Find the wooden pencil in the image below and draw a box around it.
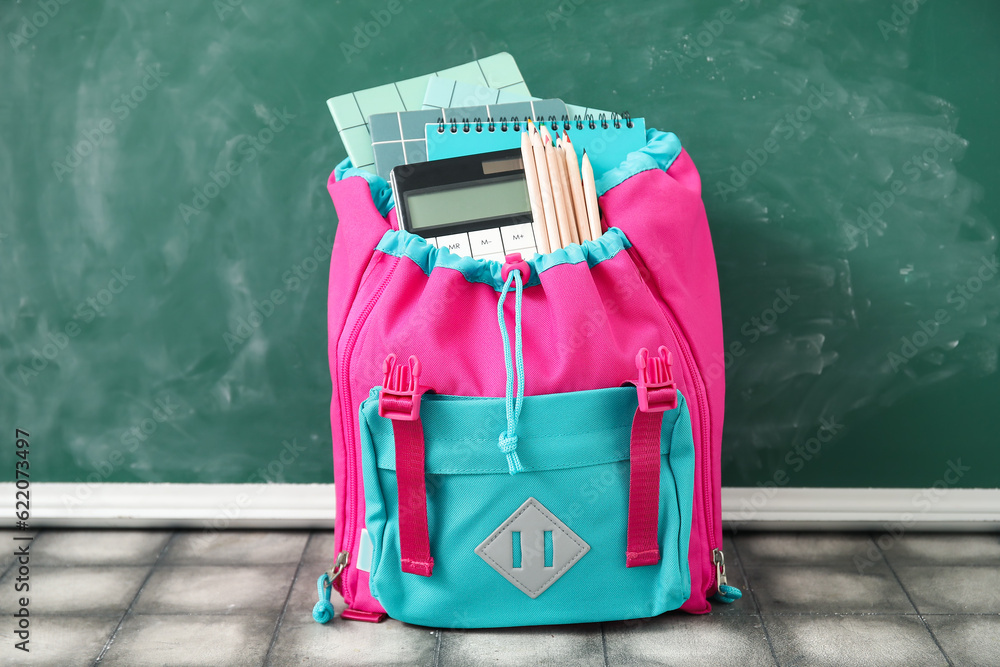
[529,122,561,253]
[520,130,549,254]
[555,143,580,245]
[562,131,591,242]
[542,125,573,248]
[581,149,602,240]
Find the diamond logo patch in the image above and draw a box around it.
[474,497,590,599]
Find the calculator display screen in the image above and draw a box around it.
[405,177,530,230]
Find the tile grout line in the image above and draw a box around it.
[91,531,177,666]
[600,622,609,667]
[432,628,442,667]
[261,531,314,666]
[729,535,781,667]
[872,531,954,667]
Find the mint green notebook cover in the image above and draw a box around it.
[327,53,527,173]
[425,118,647,178]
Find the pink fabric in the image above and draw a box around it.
[626,408,662,568]
[390,416,434,577]
[602,150,725,614]
[326,147,724,618]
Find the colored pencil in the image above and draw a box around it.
[520,130,549,254]
[562,131,591,242]
[581,150,602,240]
[529,122,561,253]
[542,125,573,248]
[555,143,580,245]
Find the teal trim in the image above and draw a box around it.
[374,226,633,291]
[358,385,696,627]
[595,129,683,196]
[334,157,395,217]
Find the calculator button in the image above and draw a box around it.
[426,237,438,248]
[478,252,507,264]
[501,223,536,251]
[438,233,471,257]
[469,228,504,258]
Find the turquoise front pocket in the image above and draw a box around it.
[358,385,695,628]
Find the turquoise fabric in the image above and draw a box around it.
[334,157,395,216]
[374,226,633,291]
[595,129,684,195]
[359,385,696,628]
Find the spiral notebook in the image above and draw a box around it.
[370,98,567,181]
[426,116,647,179]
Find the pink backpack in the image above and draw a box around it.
[317,129,739,627]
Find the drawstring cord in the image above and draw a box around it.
[497,269,525,475]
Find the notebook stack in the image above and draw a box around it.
[327,52,646,262]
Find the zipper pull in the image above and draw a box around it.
[711,548,743,605]
[327,550,350,583]
[314,551,350,624]
[713,548,728,587]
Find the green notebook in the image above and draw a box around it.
[426,117,647,179]
[422,76,533,110]
[327,53,528,173]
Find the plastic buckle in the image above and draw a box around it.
[501,252,531,284]
[378,353,428,421]
[634,346,678,413]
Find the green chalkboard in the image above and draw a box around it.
[2,0,998,488]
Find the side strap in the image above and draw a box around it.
[392,416,434,577]
[379,353,434,578]
[625,346,677,568]
[627,407,662,567]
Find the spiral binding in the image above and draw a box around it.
[435,112,633,134]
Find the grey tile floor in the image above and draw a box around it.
[0,529,997,666]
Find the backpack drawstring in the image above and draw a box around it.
[496,268,525,475]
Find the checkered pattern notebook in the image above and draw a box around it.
[370,99,567,182]
[422,77,534,110]
[327,53,528,173]
[421,78,612,121]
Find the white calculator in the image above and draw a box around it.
[391,148,539,261]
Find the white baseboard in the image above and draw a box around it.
[2,483,997,530]
[4,483,336,529]
[722,487,1000,531]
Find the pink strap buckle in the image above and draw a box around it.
[378,354,428,421]
[634,346,677,413]
[379,353,434,577]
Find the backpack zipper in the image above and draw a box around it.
[337,256,399,606]
[659,305,719,593]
